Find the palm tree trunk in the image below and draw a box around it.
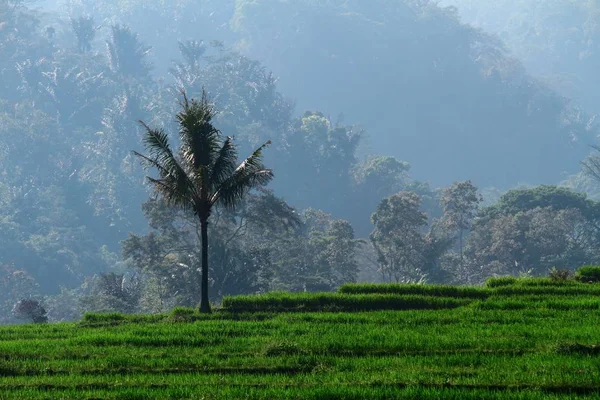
[199,218,211,313]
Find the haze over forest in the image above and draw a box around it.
[3,0,600,323]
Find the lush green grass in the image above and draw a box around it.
[2,280,600,399]
[339,283,489,298]
[220,292,471,312]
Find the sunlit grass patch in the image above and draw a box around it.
[221,292,470,312]
[1,283,600,398]
[338,283,489,298]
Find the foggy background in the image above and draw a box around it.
[2,0,600,322]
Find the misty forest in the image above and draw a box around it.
[3,0,600,398]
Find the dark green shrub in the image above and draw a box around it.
[575,266,600,283]
[170,307,196,322]
[12,299,47,324]
[548,267,573,281]
[485,276,518,288]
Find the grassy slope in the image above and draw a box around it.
[1,280,600,399]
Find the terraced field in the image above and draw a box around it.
[2,278,600,399]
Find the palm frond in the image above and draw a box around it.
[233,140,272,177]
[211,141,274,208]
[146,177,194,212]
[177,90,221,172]
[132,151,169,176]
[210,136,238,189]
[134,121,198,210]
[138,122,178,172]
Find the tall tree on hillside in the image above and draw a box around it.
[440,181,482,274]
[107,24,152,80]
[582,146,600,185]
[71,16,96,53]
[370,192,428,283]
[133,91,273,312]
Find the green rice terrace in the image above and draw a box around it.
[4,272,600,399]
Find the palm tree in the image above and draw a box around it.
[133,90,273,313]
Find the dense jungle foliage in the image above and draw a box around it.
[2,0,600,323]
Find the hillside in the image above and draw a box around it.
[2,279,600,399]
[56,0,599,187]
[441,0,600,116]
